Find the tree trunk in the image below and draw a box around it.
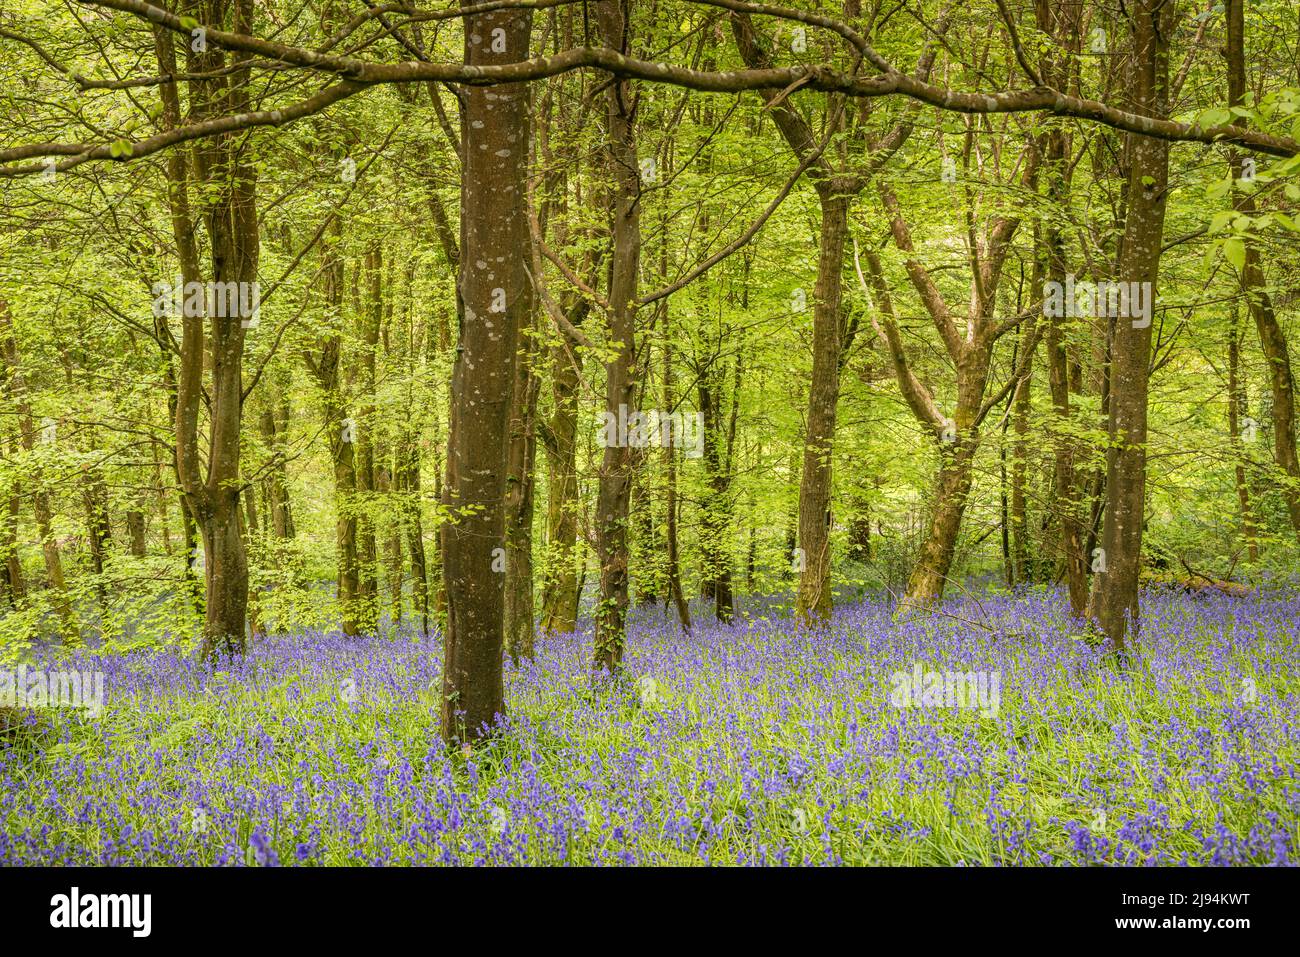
[242,485,264,640]
[796,190,848,622]
[377,459,404,629]
[1228,306,1258,559]
[440,3,533,743]
[662,332,691,633]
[126,508,147,557]
[1226,0,1300,537]
[83,462,113,606]
[904,438,977,605]
[505,342,540,662]
[592,0,640,675]
[397,433,429,635]
[1086,0,1172,654]
[1038,0,1088,614]
[1009,338,1032,584]
[698,371,734,622]
[539,336,582,635]
[355,247,382,630]
[3,441,27,605]
[154,4,257,660]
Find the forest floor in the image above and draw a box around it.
[2,587,1297,865]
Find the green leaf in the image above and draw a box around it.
[1208,211,1234,234]
[1274,213,1300,234]
[1223,236,1246,271]
[1197,107,1231,129]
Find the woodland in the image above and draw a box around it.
[0,0,1298,866]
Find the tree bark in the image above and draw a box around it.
[592,0,640,675]
[440,3,533,742]
[662,327,691,633]
[2,432,26,607]
[1085,0,1173,654]
[1228,305,1258,559]
[1009,335,1032,584]
[1037,0,1089,614]
[153,3,258,660]
[1226,0,1300,537]
[505,336,541,661]
[698,363,736,622]
[795,190,848,621]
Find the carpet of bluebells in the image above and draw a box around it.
[2,587,1298,866]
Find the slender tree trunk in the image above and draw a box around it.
[904,438,977,603]
[179,496,202,616]
[783,451,799,582]
[243,484,265,640]
[355,247,382,629]
[3,438,27,605]
[376,459,403,628]
[1228,306,1258,559]
[1086,0,1172,654]
[505,341,541,661]
[699,373,735,622]
[126,508,147,557]
[592,0,640,675]
[154,4,257,659]
[539,337,581,634]
[258,394,295,539]
[1037,0,1088,614]
[394,431,429,635]
[663,330,691,633]
[83,462,113,606]
[440,3,533,743]
[1226,0,1300,536]
[1046,216,1089,609]
[1010,339,1032,583]
[796,190,848,622]
[151,439,173,556]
